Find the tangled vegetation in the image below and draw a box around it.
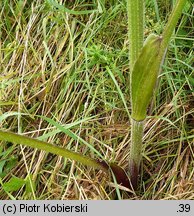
[0,0,193,199]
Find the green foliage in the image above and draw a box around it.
[0,156,18,178]
[0,174,36,196]
[1,176,25,192]
[0,144,17,178]
[46,0,98,15]
[131,34,162,121]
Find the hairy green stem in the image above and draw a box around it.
[127,0,144,189]
[127,0,186,189]
[0,130,107,172]
[127,0,144,71]
[129,119,143,189]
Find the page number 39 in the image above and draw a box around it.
[177,204,190,213]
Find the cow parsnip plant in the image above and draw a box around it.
[0,0,187,192]
[127,0,187,189]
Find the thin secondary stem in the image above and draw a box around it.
[0,130,108,172]
[160,0,187,59]
[0,130,131,189]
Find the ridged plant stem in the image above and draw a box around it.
[127,0,187,190]
[127,0,144,189]
[129,119,143,189]
[127,0,144,71]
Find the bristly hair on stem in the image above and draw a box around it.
[126,0,144,71]
[126,0,144,189]
[127,0,187,190]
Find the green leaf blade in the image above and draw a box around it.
[131,34,163,121]
[2,176,25,192]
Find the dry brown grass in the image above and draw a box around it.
[0,0,193,200]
